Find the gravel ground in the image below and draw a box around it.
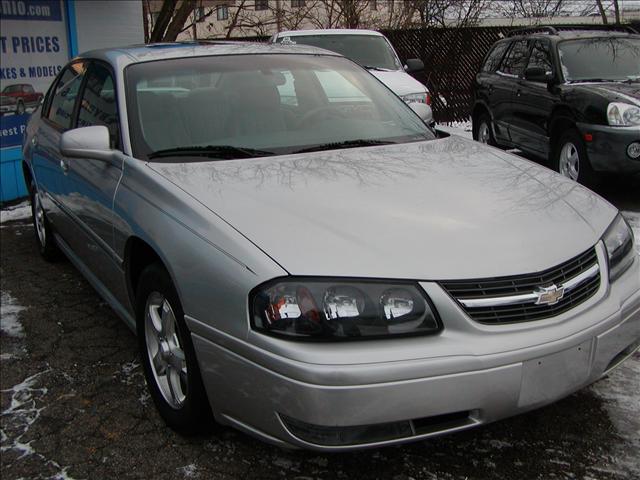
[1,173,639,480]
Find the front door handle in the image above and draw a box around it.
[60,159,68,173]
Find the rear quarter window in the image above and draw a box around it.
[482,42,509,73]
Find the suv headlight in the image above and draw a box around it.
[602,215,635,281]
[402,92,430,105]
[607,102,640,127]
[250,278,441,340]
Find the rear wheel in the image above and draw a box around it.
[474,112,497,146]
[553,129,596,186]
[136,263,213,435]
[16,101,25,115]
[30,181,60,261]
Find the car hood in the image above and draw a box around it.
[368,70,428,96]
[149,136,617,280]
[573,82,640,105]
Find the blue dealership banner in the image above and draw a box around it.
[0,0,68,148]
[0,0,62,22]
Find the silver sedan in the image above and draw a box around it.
[23,42,640,451]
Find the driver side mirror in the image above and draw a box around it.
[60,125,116,162]
[408,102,433,125]
[524,66,554,84]
[404,58,424,74]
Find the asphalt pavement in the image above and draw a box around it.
[1,172,639,480]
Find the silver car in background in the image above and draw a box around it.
[23,42,639,451]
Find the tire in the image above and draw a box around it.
[136,263,213,435]
[16,101,25,115]
[473,112,497,147]
[30,181,61,261]
[552,129,596,186]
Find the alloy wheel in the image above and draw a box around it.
[34,193,46,246]
[559,141,580,181]
[145,292,188,409]
[478,122,490,144]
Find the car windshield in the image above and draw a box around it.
[558,37,640,82]
[276,34,401,71]
[126,54,433,161]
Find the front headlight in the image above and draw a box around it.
[402,92,430,105]
[602,215,635,281]
[250,278,441,340]
[607,102,640,127]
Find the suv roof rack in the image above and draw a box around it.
[507,24,637,37]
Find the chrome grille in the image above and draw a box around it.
[441,248,601,324]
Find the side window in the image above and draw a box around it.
[77,63,120,149]
[498,40,530,77]
[46,62,87,129]
[276,71,299,106]
[527,40,553,74]
[482,42,509,73]
[314,70,370,103]
[23,85,35,93]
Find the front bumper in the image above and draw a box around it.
[188,249,640,451]
[577,123,640,174]
[0,104,16,114]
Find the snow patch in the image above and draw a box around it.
[177,463,199,478]
[1,291,26,337]
[0,201,31,223]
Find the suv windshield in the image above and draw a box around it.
[558,37,640,82]
[276,34,401,71]
[126,54,433,161]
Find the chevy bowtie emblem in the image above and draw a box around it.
[535,284,565,305]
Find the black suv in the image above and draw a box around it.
[472,26,640,185]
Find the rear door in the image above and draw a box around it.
[510,39,557,156]
[494,39,530,144]
[57,61,129,306]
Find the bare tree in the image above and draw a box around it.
[497,0,567,19]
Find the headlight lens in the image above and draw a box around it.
[402,92,430,105]
[251,279,440,340]
[602,215,635,281]
[607,102,640,126]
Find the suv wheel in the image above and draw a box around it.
[136,263,213,435]
[30,181,61,261]
[16,101,25,115]
[474,113,496,146]
[553,129,595,185]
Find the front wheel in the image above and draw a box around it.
[16,101,25,115]
[30,181,61,261]
[136,263,213,435]
[473,113,497,147]
[553,129,596,186]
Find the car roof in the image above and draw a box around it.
[506,27,638,41]
[275,29,384,37]
[77,40,342,67]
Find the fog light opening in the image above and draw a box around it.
[627,142,640,160]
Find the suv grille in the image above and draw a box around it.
[441,248,600,324]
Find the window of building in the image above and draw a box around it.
[195,6,205,22]
[255,0,268,10]
[291,0,305,7]
[217,5,229,20]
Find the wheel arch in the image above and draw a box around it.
[548,107,577,149]
[123,236,179,318]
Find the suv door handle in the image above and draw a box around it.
[59,159,69,173]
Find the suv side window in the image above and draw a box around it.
[498,40,530,77]
[46,62,87,129]
[77,63,121,149]
[482,42,509,73]
[527,40,553,74]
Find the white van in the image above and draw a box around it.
[270,29,431,106]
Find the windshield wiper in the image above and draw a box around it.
[362,65,394,72]
[148,145,275,160]
[568,78,614,84]
[291,139,397,154]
